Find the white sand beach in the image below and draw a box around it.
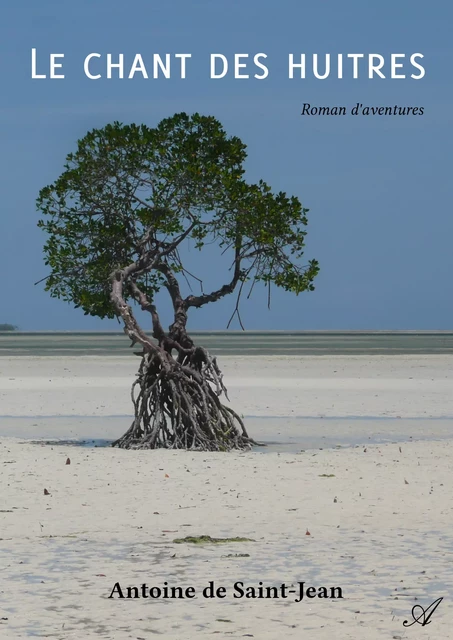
[1,354,453,419]
[1,355,453,638]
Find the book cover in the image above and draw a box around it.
[1,1,451,638]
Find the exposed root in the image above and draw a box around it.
[112,347,255,451]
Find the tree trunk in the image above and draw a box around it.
[110,264,255,451]
[111,343,254,451]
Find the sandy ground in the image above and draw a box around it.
[1,354,453,418]
[1,354,453,638]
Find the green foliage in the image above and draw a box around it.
[0,324,18,332]
[37,112,319,318]
[173,535,255,544]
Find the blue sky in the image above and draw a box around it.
[0,0,451,330]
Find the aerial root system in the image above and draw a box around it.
[112,347,255,451]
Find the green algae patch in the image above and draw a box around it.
[173,535,255,544]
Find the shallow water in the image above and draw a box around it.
[1,415,452,453]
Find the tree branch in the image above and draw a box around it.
[128,280,166,343]
[184,242,242,309]
[110,267,159,355]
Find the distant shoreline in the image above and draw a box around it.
[2,331,453,356]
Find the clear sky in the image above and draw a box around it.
[0,0,452,331]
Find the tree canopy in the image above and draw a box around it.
[37,112,319,336]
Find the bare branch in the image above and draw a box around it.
[128,280,165,343]
[226,278,246,330]
[184,242,242,310]
[110,268,158,355]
